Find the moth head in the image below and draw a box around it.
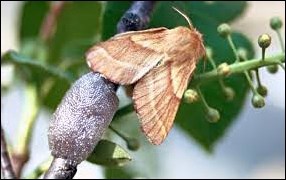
[173,7,206,59]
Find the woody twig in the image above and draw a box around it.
[1,125,16,179]
[117,1,156,33]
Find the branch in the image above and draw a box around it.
[117,1,156,33]
[43,158,77,179]
[1,126,16,179]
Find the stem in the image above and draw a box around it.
[196,86,210,111]
[40,2,67,42]
[193,53,285,85]
[276,29,285,52]
[12,84,39,177]
[113,104,134,121]
[227,35,240,63]
[218,79,227,89]
[1,126,16,179]
[25,158,52,179]
[109,124,129,142]
[207,56,217,69]
[16,84,38,154]
[255,69,262,87]
[207,53,228,90]
[262,48,266,60]
[244,71,256,93]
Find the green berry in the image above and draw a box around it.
[267,65,279,74]
[252,94,265,108]
[217,23,231,38]
[127,138,140,151]
[206,107,220,123]
[184,89,199,104]
[258,34,271,48]
[218,63,231,77]
[270,17,282,30]
[223,87,235,101]
[256,85,268,97]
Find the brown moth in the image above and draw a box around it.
[86,9,206,145]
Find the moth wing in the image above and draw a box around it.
[86,28,168,85]
[133,58,196,145]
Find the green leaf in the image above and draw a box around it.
[42,2,103,110]
[188,1,247,23]
[87,140,131,167]
[19,1,49,42]
[113,104,134,121]
[102,1,254,151]
[19,39,49,64]
[1,51,75,109]
[48,2,102,65]
[1,50,75,111]
[150,1,247,27]
[104,167,134,179]
[61,40,95,61]
[1,51,75,85]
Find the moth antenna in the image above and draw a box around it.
[172,7,194,29]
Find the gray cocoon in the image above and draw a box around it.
[48,72,118,164]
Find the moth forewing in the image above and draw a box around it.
[86,28,168,85]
